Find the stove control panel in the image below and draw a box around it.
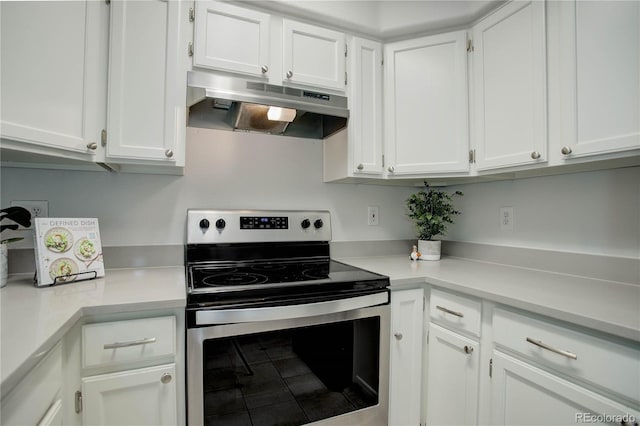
[241,216,288,230]
[187,209,331,244]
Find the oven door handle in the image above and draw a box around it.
[195,292,389,325]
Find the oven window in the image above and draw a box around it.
[202,317,380,425]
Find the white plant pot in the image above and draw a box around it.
[0,243,8,288]
[418,240,441,261]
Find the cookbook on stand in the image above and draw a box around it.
[33,218,104,287]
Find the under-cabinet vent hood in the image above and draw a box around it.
[187,71,349,139]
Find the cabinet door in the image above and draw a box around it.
[349,37,384,176]
[389,288,424,426]
[282,19,346,91]
[473,1,547,171]
[557,1,640,159]
[491,351,640,425]
[425,324,479,426]
[106,0,184,165]
[0,1,107,159]
[194,1,270,78]
[82,363,177,426]
[384,31,469,175]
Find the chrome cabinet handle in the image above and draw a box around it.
[526,337,577,360]
[530,151,541,159]
[394,332,403,340]
[261,65,269,74]
[464,345,474,354]
[436,305,464,318]
[104,337,157,350]
[356,163,364,171]
[160,373,172,384]
[561,146,573,155]
[286,70,293,79]
[86,142,98,150]
[165,149,174,158]
[387,166,395,173]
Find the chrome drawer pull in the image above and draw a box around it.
[526,337,577,360]
[104,337,157,350]
[436,305,464,318]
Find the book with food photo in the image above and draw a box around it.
[33,218,104,287]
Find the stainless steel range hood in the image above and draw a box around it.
[187,71,349,139]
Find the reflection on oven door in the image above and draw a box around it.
[201,317,380,425]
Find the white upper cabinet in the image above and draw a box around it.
[0,1,108,161]
[106,0,185,167]
[349,37,384,175]
[283,19,346,91]
[472,1,547,171]
[193,1,270,78]
[384,31,470,176]
[556,0,640,160]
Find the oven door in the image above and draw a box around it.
[187,294,389,426]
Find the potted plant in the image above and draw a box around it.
[406,182,463,260]
[1,206,32,287]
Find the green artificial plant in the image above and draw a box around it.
[1,206,32,244]
[406,182,463,241]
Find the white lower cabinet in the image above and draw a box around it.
[425,324,479,426]
[78,315,181,425]
[490,351,640,426]
[82,363,177,425]
[490,307,640,426]
[0,343,63,425]
[388,288,424,426]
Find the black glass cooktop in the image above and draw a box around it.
[189,259,385,291]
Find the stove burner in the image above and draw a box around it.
[302,266,330,280]
[202,272,269,286]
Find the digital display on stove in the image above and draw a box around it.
[240,216,288,229]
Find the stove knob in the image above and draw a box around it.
[215,219,226,230]
[199,219,210,230]
[314,219,324,229]
[301,219,311,229]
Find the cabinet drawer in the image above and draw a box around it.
[83,316,176,369]
[430,289,481,337]
[1,343,62,426]
[493,308,640,402]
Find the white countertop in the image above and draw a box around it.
[2,256,639,399]
[0,267,185,396]
[336,255,640,343]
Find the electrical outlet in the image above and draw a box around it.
[367,206,379,226]
[500,206,514,231]
[10,200,49,228]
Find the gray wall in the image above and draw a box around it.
[1,128,417,247]
[447,166,640,258]
[2,127,638,259]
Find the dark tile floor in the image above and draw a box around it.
[203,332,376,426]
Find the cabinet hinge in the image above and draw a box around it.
[381,54,384,66]
[381,155,385,167]
[101,129,107,147]
[189,7,195,22]
[75,390,83,413]
[489,358,493,378]
[188,42,194,57]
[426,331,429,345]
[467,38,474,52]
[345,43,348,58]
[469,149,476,164]
[345,71,348,85]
